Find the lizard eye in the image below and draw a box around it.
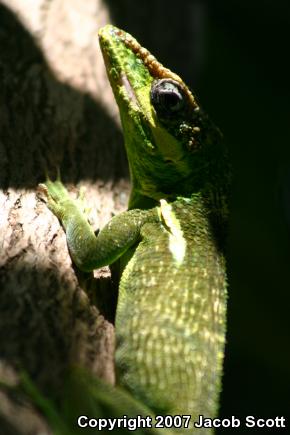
[150,79,186,117]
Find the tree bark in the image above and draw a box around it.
[0,1,129,432]
[0,1,203,432]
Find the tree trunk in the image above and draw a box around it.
[0,1,203,432]
[0,1,129,432]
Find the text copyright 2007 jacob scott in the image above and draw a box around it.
[77,414,286,430]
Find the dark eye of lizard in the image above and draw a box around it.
[150,79,186,117]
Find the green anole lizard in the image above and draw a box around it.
[40,25,230,433]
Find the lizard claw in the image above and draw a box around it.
[37,183,49,203]
[38,171,70,218]
[38,183,49,195]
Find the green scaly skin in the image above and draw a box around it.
[41,25,230,434]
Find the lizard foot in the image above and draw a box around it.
[38,179,71,219]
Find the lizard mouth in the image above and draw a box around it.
[98,25,156,118]
[120,73,141,108]
[98,26,142,109]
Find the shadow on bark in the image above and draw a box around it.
[0,5,123,432]
[0,4,126,190]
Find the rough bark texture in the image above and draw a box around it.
[0,1,201,432]
[0,1,127,432]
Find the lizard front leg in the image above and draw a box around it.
[40,179,158,272]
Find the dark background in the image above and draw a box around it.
[1,0,289,432]
[106,0,290,430]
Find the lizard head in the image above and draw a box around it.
[99,25,230,214]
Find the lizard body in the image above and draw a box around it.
[42,25,230,433]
